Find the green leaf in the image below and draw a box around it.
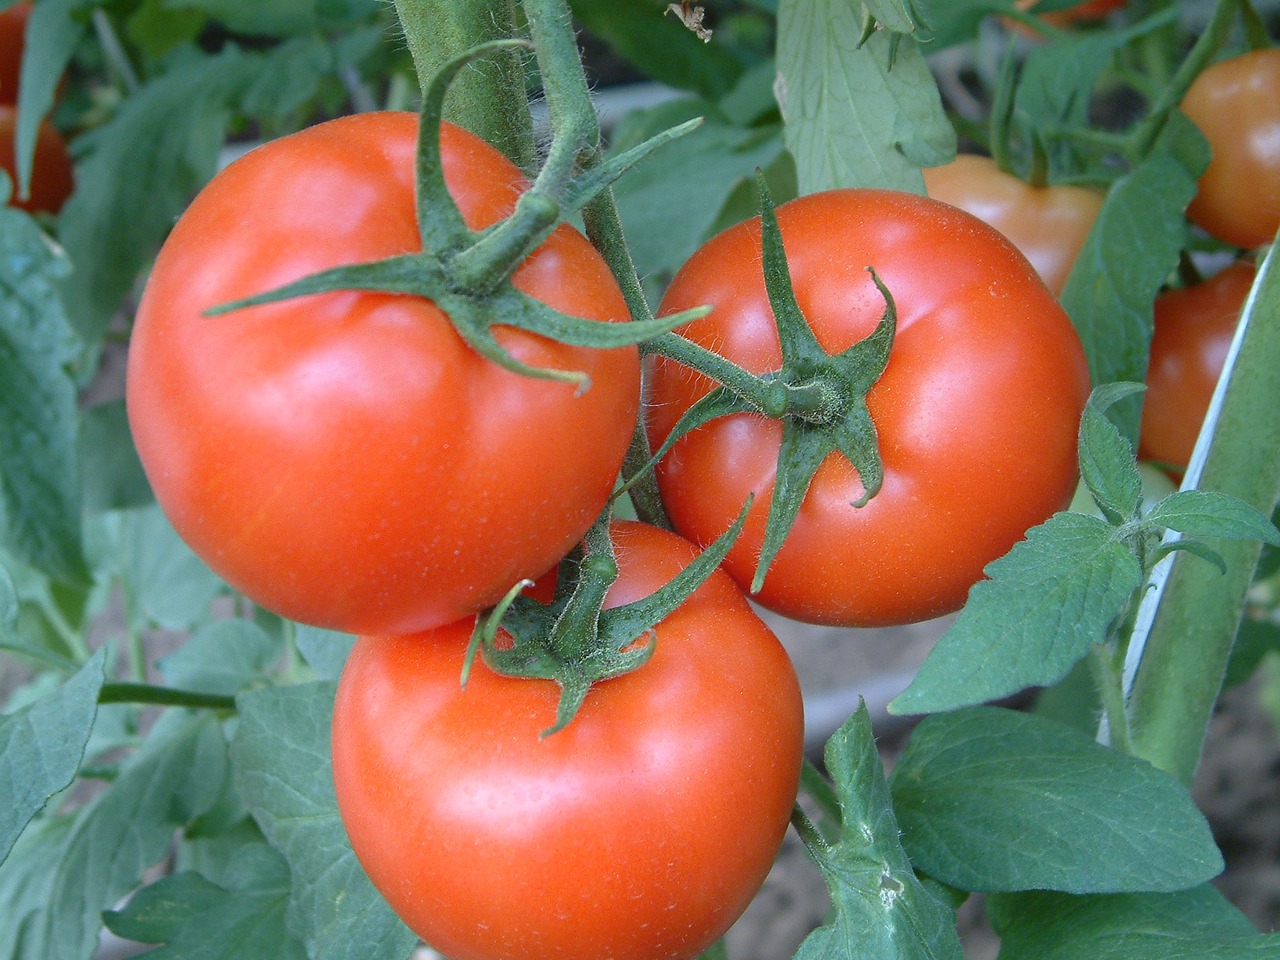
[611,99,784,285]
[1077,383,1145,524]
[890,513,1143,714]
[0,814,75,959]
[104,844,307,960]
[776,0,953,193]
[293,624,356,681]
[1060,127,1208,443]
[1225,619,1280,688]
[0,648,105,864]
[989,886,1279,960]
[795,704,964,960]
[1143,491,1280,546]
[14,0,84,200]
[165,0,322,36]
[25,711,229,960]
[0,206,86,584]
[232,683,416,960]
[925,0,1010,49]
[160,618,282,696]
[79,399,153,512]
[865,0,931,34]
[56,48,255,345]
[889,708,1224,894]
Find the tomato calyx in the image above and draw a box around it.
[206,40,704,389]
[638,177,897,593]
[465,505,748,736]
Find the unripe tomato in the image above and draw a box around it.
[923,154,1104,296]
[1139,260,1256,475]
[0,104,73,214]
[332,521,805,960]
[1182,48,1280,249]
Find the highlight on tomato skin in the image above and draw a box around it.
[1181,48,1280,250]
[1139,260,1257,478]
[648,187,1091,629]
[330,520,806,960]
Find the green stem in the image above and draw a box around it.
[99,682,238,712]
[392,0,535,170]
[1089,645,1132,754]
[1126,241,1280,785]
[1239,0,1271,51]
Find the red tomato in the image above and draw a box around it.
[331,520,805,960]
[127,113,640,634]
[1182,49,1280,249]
[923,154,1104,296]
[0,2,29,106]
[0,104,73,213]
[648,189,1091,627]
[1015,0,1126,25]
[1139,260,1255,475]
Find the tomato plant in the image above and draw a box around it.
[0,1,28,105]
[126,111,641,635]
[0,104,72,213]
[331,520,805,960]
[1139,260,1256,475]
[922,154,1104,297]
[1182,47,1280,250]
[647,188,1091,627]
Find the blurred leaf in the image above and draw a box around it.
[924,0,1009,48]
[890,512,1142,714]
[1224,619,1280,688]
[165,0,367,36]
[889,708,1223,894]
[0,648,105,864]
[293,624,355,681]
[15,0,84,200]
[125,0,208,63]
[795,703,964,960]
[232,682,416,960]
[990,886,1279,959]
[24,710,228,960]
[79,399,152,512]
[160,618,282,696]
[776,0,953,193]
[104,844,307,960]
[0,206,86,584]
[0,813,75,959]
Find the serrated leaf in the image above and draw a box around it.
[292,625,356,681]
[796,704,964,960]
[160,618,282,696]
[1061,131,1208,443]
[104,844,307,960]
[990,886,1278,960]
[1078,384,1145,524]
[0,648,105,864]
[776,0,953,193]
[890,513,1143,715]
[889,708,1223,894]
[24,710,228,960]
[1143,491,1280,546]
[0,205,86,584]
[232,683,416,960]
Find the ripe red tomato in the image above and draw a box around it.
[648,189,1091,627]
[923,154,1104,297]
[127,112,640,634]
[1139,260,1255,475]
[1015,0,1126,26]
[0,2,29,106]
[1182,49,1280,250]
[331,520,805,960]
[0,104,73,214]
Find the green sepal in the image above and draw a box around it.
[560,117,704,220]
[471,501,749,736]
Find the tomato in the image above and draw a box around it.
[127,112,640,634]
[0,2,29,106]
[1014,0,1126,26]
[648,189,1090,627]
[922,154,1104,297]
[1182,49,1280,250]
[331,520,805,960]
[1139,260,1255,475]
[0,104,73,213]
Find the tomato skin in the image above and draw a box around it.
[922,154,1103,296]
[0,2,29,106]
[127,112,640,634]
[0,104,73,213]
[1182,49,1280,250]
[1139,261,1255,475]
[331,520,805,960]
[648,189,1090,627]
